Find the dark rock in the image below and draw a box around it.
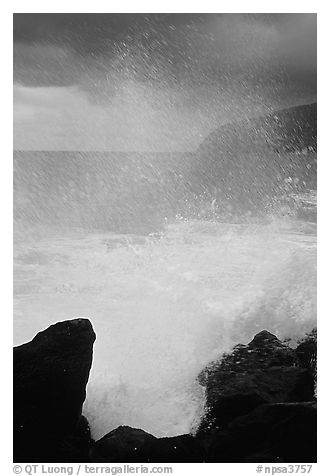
[198,330,314,430]
[14,318,96,462]
[151,434,204,462]
[267,403,317,462]
[206,402,316,462]
[206,367,314,427]
[295,328,317,381]
[52,415,93,463]
[90,427,205,463]
[249,329,286,349]
[90,426,157,463]
[199,330,295,383]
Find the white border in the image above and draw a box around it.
[3,3,328,474]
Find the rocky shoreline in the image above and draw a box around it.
[13,319,316,463]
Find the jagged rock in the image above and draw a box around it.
[204,367,314,428]
[199,330,295,383]
[90,426,157,463]
[14,318,96,462]
[198,330,314,429]
[206,402,316,462]
[13,319,317,463]
[295,328,317,381]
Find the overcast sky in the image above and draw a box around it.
[13,13,317,151]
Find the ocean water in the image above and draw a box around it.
[13,151,316,439]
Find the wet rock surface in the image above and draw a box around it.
[90,426,158,463]
[198,330,315,429]
[205,402,316,462]
[13,324,316,462]
[14,318,96,462]
[90,428,205,463]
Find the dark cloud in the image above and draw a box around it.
[13,13,205,60]
[13,14,316,151]
[14,13,316,91]
[13,14,202,42]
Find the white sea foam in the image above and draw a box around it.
[14,217,316,439]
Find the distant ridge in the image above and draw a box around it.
[14,103,317,232]
[197,102,316,155]
[190,102,317,215]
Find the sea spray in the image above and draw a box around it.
[14,217,316,439]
